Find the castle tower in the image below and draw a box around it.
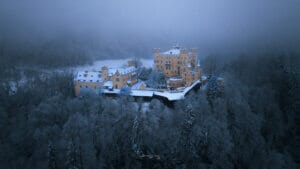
[101,66,108,81]
[154,48,161,70]
[153,45,202,88]
[154,48,160,56]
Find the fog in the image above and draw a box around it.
[0,1,300,169]
[1,0,300,56]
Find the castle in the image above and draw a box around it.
[74,46,202,96]
[154,46,201,89]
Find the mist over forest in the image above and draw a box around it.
[0,0,299,169]
[1,0,300,66]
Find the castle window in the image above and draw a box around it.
[165,65,169,70]
[116,78,119,82]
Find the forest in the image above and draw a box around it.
[0,50,299,169]
[1,0,300,168]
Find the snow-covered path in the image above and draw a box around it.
[101,80,201,101]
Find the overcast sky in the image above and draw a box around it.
[1,0,300,55]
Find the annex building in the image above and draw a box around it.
[101,65,137,89]
[74,71,102,96]
[74,61,138,96]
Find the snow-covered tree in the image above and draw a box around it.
[66,141,80,169]
[47,142,58,169]
[138,67,152,81]
[206,75,224,105]
[146,70,166,89]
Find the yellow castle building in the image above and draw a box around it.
[74,47,201,96]
[101,65,137,89]
[154,46,201,89]
[74,61,138,96]
[74,71,102,96]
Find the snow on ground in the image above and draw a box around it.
[139,58,153,68]
[73,58,153,72]
[154,91,185,101]
[100,80,200,101]
[131,90,154,97]
[101,88,154,97]
[153,80,200,101]
[101,89,121,94]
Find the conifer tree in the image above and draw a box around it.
[47,142,58,169]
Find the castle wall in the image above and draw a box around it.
[74,81,100,96]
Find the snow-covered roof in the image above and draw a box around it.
[103,81,113,87]
[162,48,180,55]
[131,81,146,90]
[75,71,102,83]
[168,77,183,81]
[107,66,136,76]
